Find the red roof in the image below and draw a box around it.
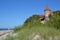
[39,14,44,18]
[45,6,50,11]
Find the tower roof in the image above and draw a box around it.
[45,6,50,11]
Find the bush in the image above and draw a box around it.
[14,25,22,32]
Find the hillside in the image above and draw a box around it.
[6,11,60,40]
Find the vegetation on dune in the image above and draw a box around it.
[14,25,22,32]
[23,15,41,28]
[6,11,60,40]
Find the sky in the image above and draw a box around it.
[0,0,60,28]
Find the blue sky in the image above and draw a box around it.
[0,0,60,28]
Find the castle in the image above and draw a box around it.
[39,6,54,24]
